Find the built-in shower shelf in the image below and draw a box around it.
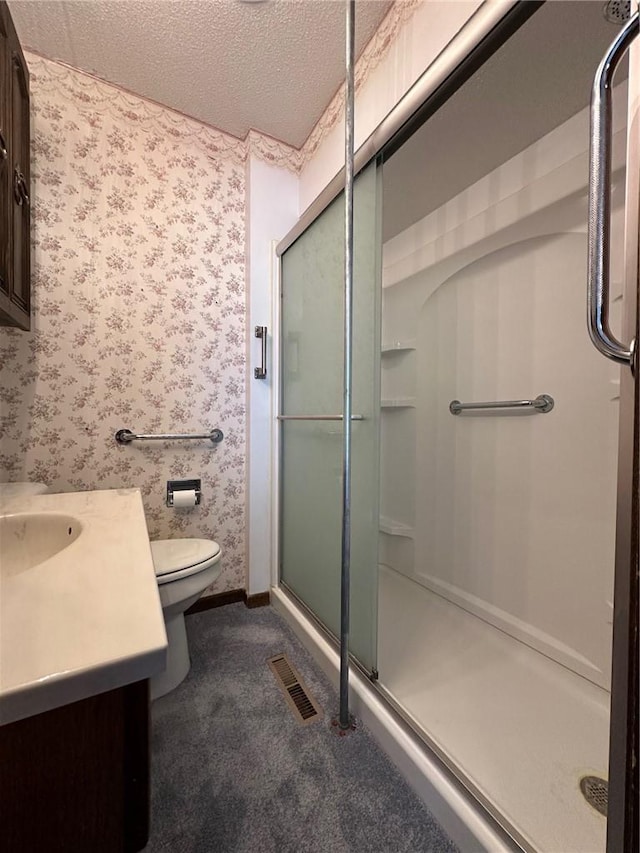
[381,340,416,354]
[379,517,414,537]
[381,398,416,409]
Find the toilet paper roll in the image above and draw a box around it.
[172,489,197,508]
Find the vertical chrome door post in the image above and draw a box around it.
[339,0,356,731]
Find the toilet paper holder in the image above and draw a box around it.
[167,479,202,507]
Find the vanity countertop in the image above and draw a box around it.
[0,488,167,725]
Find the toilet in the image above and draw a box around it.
[150,538,222,700]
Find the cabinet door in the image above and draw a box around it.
[9,42,29,321]
[0,7,10,300]
[0,0,30,330]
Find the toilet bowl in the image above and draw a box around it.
[150,538,222,700]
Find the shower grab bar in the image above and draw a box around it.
[277,415,364,421]
[587,10,638,366]
[115,428,224,444]
[449,395,554,415]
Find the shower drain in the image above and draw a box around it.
[580,775,608,817]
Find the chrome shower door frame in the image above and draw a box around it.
[603,8,640,850]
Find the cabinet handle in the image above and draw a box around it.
[13,168,22,204]
[0,130,7,161]
[20,176,30,206]
[13,168,29,206]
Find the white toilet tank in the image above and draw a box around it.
[0,482,49,498]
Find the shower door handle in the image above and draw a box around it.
[277,415,364,421]
[254,325,267,379]
[587,11,639,367]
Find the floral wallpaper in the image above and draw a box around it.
[0,55,269,594]
[0,2,422,594]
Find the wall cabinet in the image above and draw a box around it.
[0,0,30,331]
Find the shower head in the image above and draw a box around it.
[603,0,632,25]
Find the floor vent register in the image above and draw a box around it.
[268,653,323,726]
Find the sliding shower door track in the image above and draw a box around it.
[372,681,533,853]
[276,582,532,853]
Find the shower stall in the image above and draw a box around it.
[273,3,639,851]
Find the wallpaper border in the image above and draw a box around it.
[25,51,300,173]
[25,0,422,177]
[297,0,423,170]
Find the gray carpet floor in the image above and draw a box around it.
[145,603,459,853]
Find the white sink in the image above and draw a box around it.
[0,489,167,725]
[0,513,82,575]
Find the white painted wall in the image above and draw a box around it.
[246,157,298,595]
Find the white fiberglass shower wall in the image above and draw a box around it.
[379,83,627,689]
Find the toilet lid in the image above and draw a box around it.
[150,538,221,578]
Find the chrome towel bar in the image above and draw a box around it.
[277,415,364,421]
[449,395,554,415]
[115,428,224,444]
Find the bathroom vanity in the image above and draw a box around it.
[0,488,167,852]
[1,679,151,852]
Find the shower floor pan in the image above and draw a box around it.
[377,565,609,853]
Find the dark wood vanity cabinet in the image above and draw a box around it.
[0,680,151,853]
[0,0,30,331]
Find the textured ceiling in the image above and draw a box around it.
[8,0,392,148]
[383,0,627,240]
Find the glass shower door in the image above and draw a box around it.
[279,161,381,673]
[374,3,638,851]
